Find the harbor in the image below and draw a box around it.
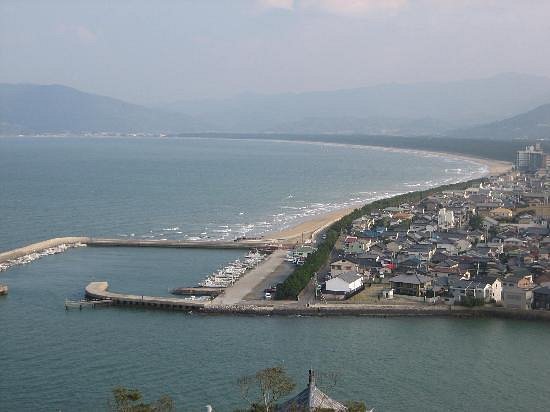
[0,236,281,274]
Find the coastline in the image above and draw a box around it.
[262,143,511,244]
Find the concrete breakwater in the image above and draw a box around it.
[85,281,207,310]
[0,236,278,272]
[0,237,90,272]
[0,237,90,265]
[86,238,274,249]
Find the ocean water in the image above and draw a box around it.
[0,137,486,251]
[3,137,549,412]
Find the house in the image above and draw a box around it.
[351,216,374,232]
[482,216,499,229]
[343,238,371,255]
[381,288,394,299]
[404,243,436,262]
[449,279,492,303]
[325,273,363,295]
[476,202,503,217]
[389,273,432,296]
[489,207,513,220]
[502,274,534,289]
[502,287,533,310]
[533,287,550,310]
[518,214,535,224]
[503,238,526,249]
[292,245,317,260]
[438,208,455,230]
[330,259,359,278]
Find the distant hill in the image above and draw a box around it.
[451,103,550,140]
[160,73,550,135]
[4,74,550,136]
[0,84,199,134]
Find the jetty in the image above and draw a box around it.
[0,236,281,273]
[85,281,207,310]
[86,238,275,249]
[0,237,89,265]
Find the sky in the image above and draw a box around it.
[1,0,550,105]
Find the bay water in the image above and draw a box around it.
[1,137,549,411]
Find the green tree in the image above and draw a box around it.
[469,214,483,230]
[109,386,174,412]
[239,366,296,412]
[344,400,369,412]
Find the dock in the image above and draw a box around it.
[171,287,225,297]
[85,281,207,310]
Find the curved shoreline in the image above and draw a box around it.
[176,135,511,242]
[0,136,511,255]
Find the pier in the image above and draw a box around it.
[85,281,207,310]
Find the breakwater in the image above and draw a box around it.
[0,237,90,265]
[0,236,277,273]
[85,281,207,310]
[86,238,274,249]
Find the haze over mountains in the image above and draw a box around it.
[0,84,200,134]
[1,73,550,139]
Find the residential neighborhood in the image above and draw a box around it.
[289,151,550,312]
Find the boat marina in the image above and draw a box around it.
[196,249,267,289]
[0,242,86,272]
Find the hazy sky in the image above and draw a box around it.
[1,0,550,104]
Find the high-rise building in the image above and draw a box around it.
[516,144,545,172]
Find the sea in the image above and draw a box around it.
[1,136,549,411]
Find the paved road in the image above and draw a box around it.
[212,250,288,305]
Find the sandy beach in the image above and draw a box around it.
[264,152,512,244]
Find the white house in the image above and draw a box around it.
[325,273,363,295]
[438,208,455,231]
[491,278,503,303]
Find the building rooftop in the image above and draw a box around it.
[277,370,350,412]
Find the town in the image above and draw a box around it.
[292,144,550,312]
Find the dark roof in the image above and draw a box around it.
[277,371,348,412]
[389,273,431,284]
[338,273,362,284]
[534,287,550,296]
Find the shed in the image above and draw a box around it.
[325,273,363,294]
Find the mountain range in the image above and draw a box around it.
[1,73,550,139]
[0,83,199,134]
